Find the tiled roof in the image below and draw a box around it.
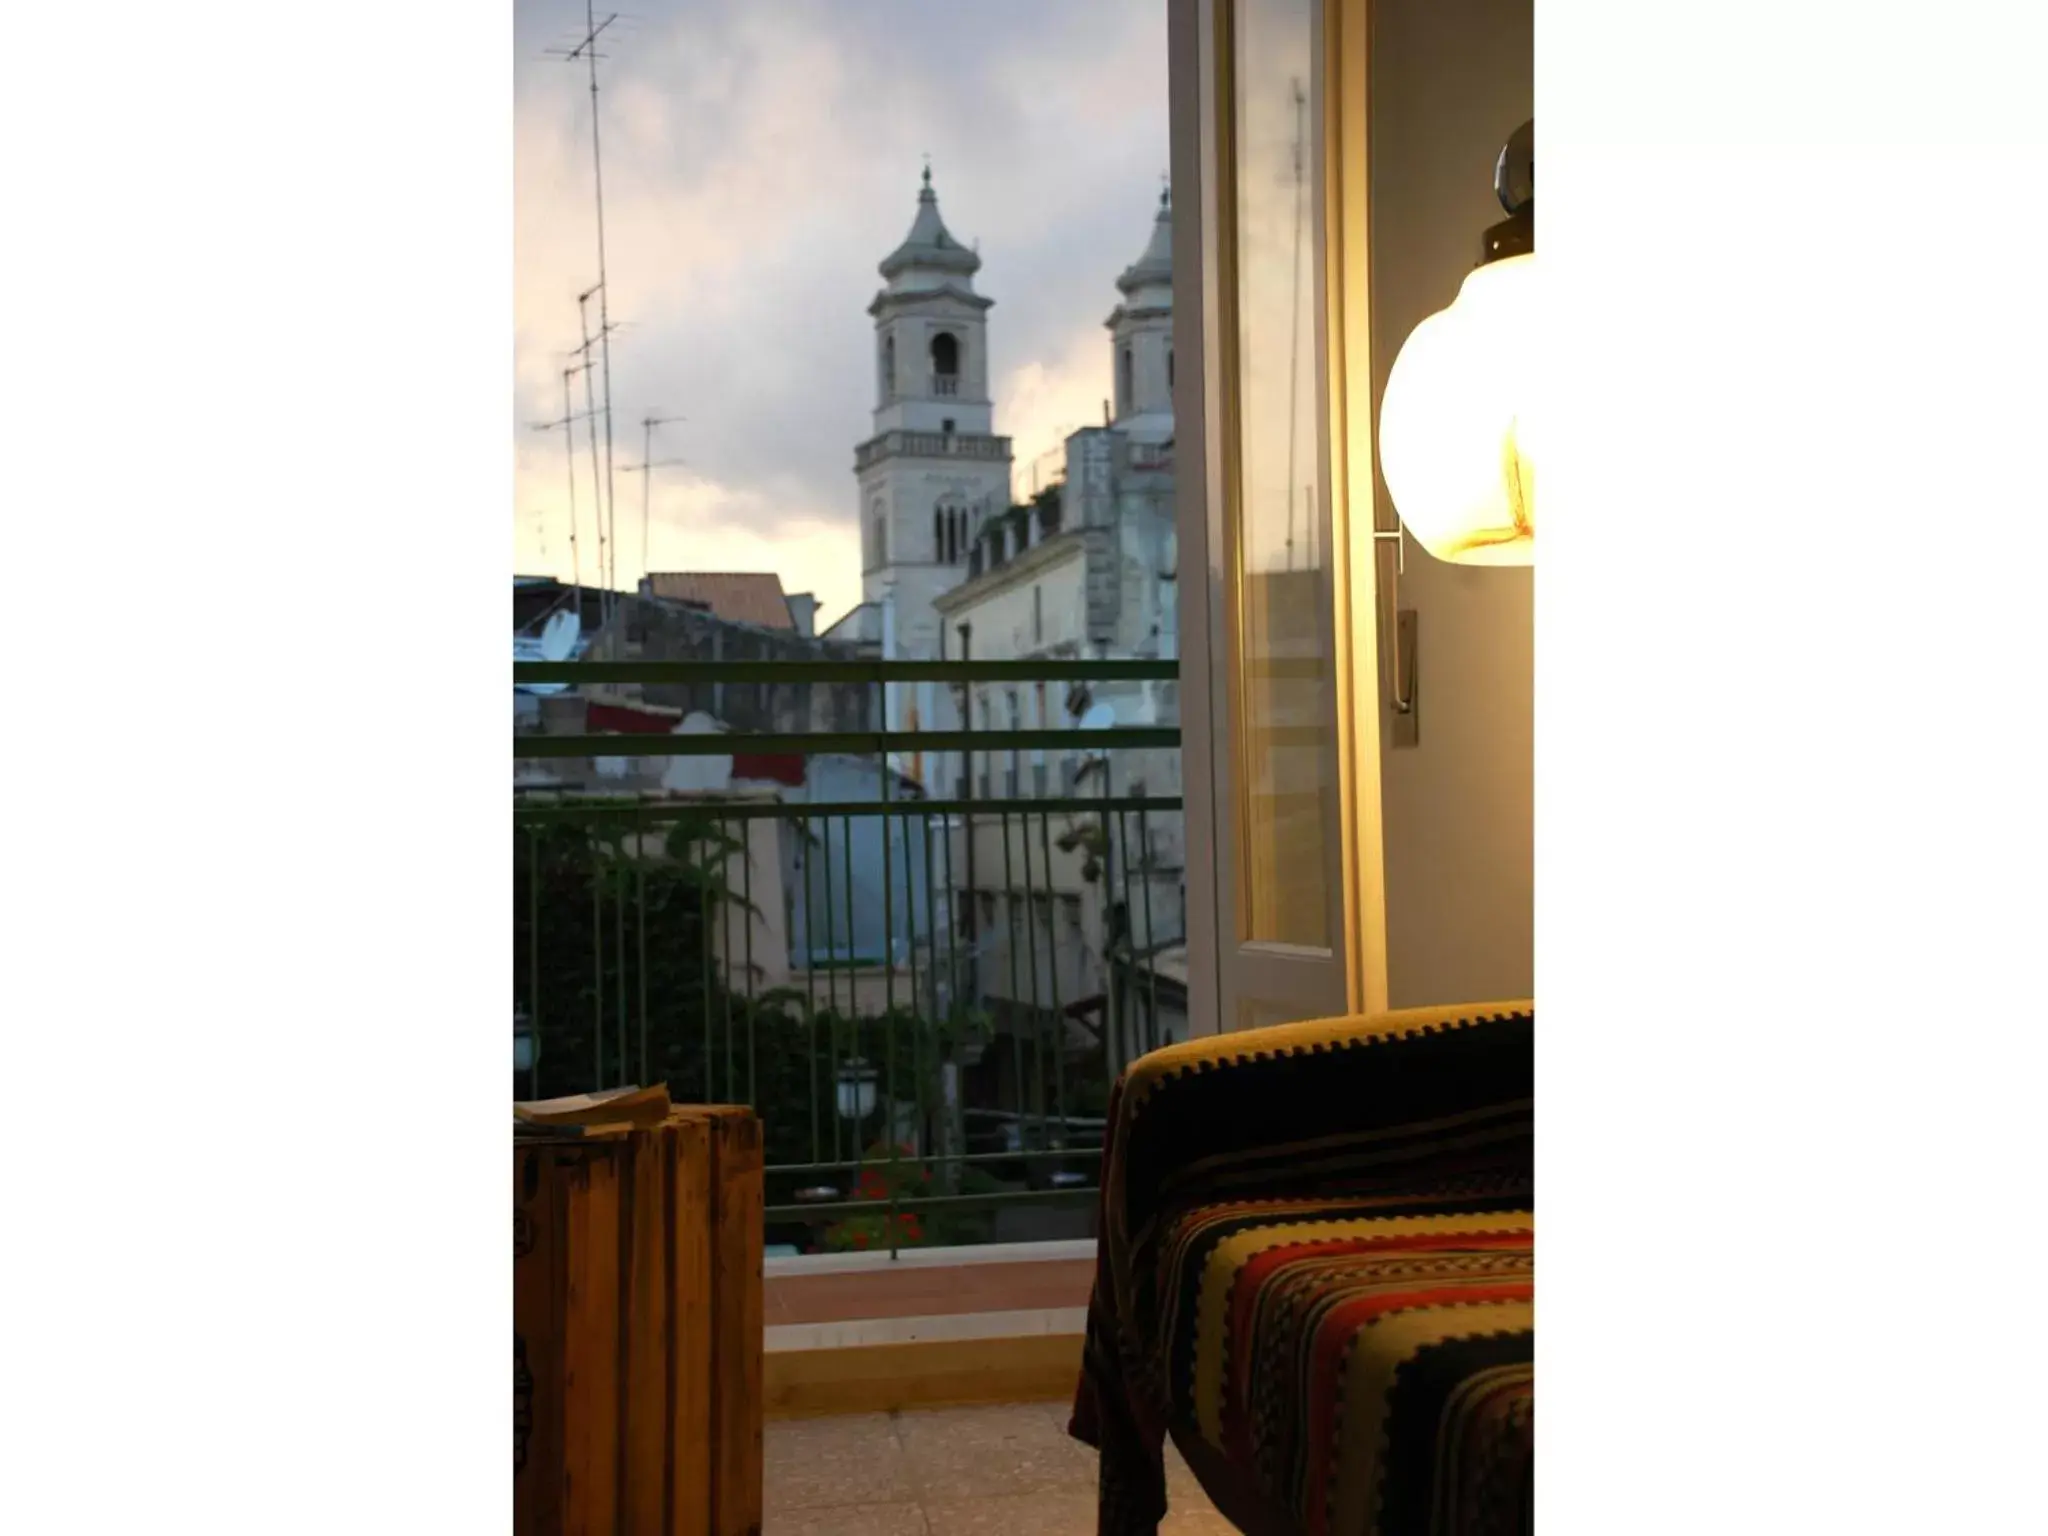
[643,571,794,631]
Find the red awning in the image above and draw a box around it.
[732,754,806,787]
[586,701,684,736]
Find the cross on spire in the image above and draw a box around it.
[922,153,933,191]
[1160,170,1171,209]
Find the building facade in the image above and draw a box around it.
[898,188,1189,1054]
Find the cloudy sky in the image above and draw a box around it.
[514,0,1170,626]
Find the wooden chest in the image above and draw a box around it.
[514,1105,763,1536]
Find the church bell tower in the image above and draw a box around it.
[854,167,1014,660]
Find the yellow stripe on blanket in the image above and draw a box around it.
[1330,1300,1535,1536]
[1187,1210,1534,1450]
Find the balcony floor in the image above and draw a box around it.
[765,1400,1231,1535]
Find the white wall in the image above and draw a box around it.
[945,543,1088,661]
[1365,0,1534,1008]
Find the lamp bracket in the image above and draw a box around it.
[1482,119,1534,265]
[1370,525,1406,576]
[1370,526,1415,724]
[1494,120,1533,216]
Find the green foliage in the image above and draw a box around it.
[514,811,999,1226]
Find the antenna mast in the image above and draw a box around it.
[573,291,611,627]
[554,5,624,654]
[529,360,601,596]
[1284,76,1306,574]
[622,412,687,583]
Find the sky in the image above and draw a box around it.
[514,0,1170,628]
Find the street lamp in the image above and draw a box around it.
[835,1058,879,1122]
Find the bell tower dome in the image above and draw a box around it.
[1106,183,1176,444]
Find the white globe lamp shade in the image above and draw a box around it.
[1378,251,1535,566]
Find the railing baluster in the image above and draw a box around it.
[802,814,821,1169]
[614,825,628,1090]
[592,820,605,1090]
[1018,795,1048,1154]
[1113,806,1138,1061]
[742,812,757,1109]
[527,824,542,1101]
[721,813,736,1103]
[820,808,840,1173]
[997,805,1025,1148]
[700,815,714,1107]
[937,798,963,1196]
[1099,756,1120,1081]
[1137,799,1160,1054]
[1036,808,1065,1140]
[841,812,861,1193]
[898,801,924,1192]
[637,837,649,1087]
[881,765,898,1258]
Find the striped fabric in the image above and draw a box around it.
[1069,1004,1534,1536]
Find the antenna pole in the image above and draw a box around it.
[575,294,608,637]
[622,417,687,586]
[577,2,622,657]
[528,368,588,595]
[630,413,686,581]
[1284,75,1306,575]
[562,369,582,594]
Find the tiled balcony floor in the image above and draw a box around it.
[764,1400,1233,1535]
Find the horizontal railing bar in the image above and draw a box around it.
[514,727,1182,759]
[770,1147,1103,1176]
[960,1109,1110,1128]
[765,1187,1099,1220]
[512,794,1184,822]
[514,658,1179,685]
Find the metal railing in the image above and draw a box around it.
[513,657,1182,1256]
[855,430,1011,471]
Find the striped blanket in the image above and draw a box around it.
[1069,1003,1534,1536]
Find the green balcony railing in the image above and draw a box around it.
[513,657,1183,1256]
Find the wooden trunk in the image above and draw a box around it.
[515,1107,762,1536]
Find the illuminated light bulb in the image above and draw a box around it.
[1378,250,1535,566]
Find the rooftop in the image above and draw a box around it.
[643,571,796,631]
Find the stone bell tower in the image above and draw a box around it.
[855,165,1014,660]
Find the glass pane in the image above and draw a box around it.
[1231,0,1334,949]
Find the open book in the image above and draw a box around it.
[514,1083,673,1136]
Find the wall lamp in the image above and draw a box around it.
[1370,119,1534,722]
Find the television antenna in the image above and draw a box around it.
[529,359,599,594]
[550,4,626,655]
[621,412,687,582]
[1285,75,1306,573]
[571,287,624,635]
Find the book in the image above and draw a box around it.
[514,1083,673,1130]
